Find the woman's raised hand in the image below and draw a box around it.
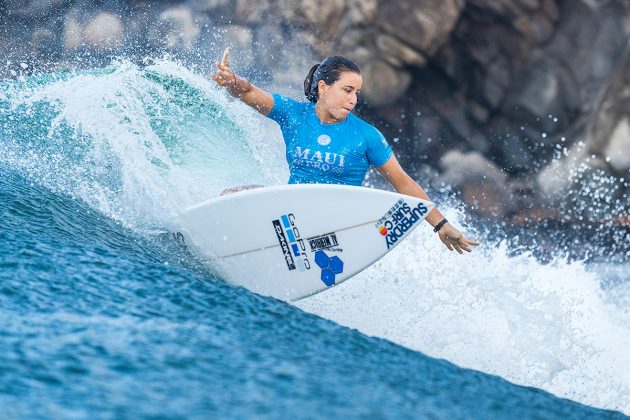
[208,47,273,114]
[211,47,236,88]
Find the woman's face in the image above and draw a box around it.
[318,71,362,121]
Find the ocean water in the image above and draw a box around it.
[0,59,628,418]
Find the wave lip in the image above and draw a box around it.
[0,59,286,231]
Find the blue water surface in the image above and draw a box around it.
[0,166,625,418]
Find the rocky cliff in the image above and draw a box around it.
[1,0,628,224]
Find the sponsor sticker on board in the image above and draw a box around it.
[375,199,429,249]
[307,232,342,253]
[272,213,311,271]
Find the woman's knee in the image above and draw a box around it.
[220,184,264,196]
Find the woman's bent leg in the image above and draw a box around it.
[220,184,264,196]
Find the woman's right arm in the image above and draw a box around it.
[211,48,274,116]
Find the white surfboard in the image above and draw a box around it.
[171,184,434,301]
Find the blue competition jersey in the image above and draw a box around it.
[267,94,393,186]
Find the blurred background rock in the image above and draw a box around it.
[1,0,628,226]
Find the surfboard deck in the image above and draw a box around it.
[171,184,434,301]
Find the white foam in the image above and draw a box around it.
[297,208,630,414]
[2,59,288,229]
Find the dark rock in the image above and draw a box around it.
[3,0,70,18]
[560,158,625,223]
[185,0,232,14]
[438,150,515,218]
[467,100,490,124]
[377,0,464,56]
[375,34,427,68]
[541,0,559,22]
[361,60,412,107]
[346,0,378,24]
[586,43,630,175]
[61,6,127,55]
[482,57,512,109]
[252,24,286,69]
[30,28,56,55]
[62,13,83,53]
[536,140,584,202]
[486,120,537,171]
[504,59,568,133]
[602,118,630,174]
[508,174,540,209]
[513,11,555,44]
[83,12,124,51]
[411,163,441,190]
[219,25,255,69]
[278,0,346,41]
[234,0,271,25]
[147,6,201,51]
[251,25,316,90]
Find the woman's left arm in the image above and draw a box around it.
[376,155,480,254]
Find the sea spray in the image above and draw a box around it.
[298,208,630,414]
[0,59,288,230]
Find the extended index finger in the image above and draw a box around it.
[465,238,481,246]
[221,47,230,67]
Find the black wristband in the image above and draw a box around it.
[433,218,448,233]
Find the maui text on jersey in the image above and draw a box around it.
[293,147,346,173]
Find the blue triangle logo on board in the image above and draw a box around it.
[314,250,344,286]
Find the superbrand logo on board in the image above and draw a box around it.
[375,199,428,249]
[272,213,311,271]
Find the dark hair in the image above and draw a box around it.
[303,56,361,103]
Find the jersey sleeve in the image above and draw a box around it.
[366,127,393,167]
[267,93,302,129]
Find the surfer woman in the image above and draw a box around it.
[212,48,479,254]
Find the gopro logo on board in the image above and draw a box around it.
[272,219,296,270]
